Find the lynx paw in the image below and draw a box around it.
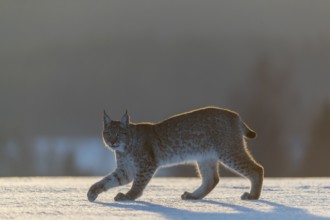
[87,191,98,202]
[181,192,199,200]
[241,192,259,200]
[114,193,132,201]
[87,182,104,202]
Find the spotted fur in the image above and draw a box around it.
[87,106,264,202]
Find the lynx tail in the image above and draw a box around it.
[241,121,257,139]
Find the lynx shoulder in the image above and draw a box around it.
[87,106,264,202]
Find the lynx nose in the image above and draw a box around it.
[110,137,119,146]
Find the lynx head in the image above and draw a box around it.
[102,110,130,152]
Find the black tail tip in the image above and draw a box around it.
[246,130,257,139]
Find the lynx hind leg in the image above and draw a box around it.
[221,146,264,200]
[181,160,220,200]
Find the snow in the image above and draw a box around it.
[1,177,330,220]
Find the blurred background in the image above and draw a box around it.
[1,0,330,177]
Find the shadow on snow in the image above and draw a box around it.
[95,199,329,220]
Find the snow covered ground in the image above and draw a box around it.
[1,177,329,220]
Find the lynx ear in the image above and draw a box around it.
[120,110,130,129]
[103,110,112,128]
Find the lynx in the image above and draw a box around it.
[87,107,264,202]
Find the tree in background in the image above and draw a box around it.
[300,102,330,176]
[230,56,294,176]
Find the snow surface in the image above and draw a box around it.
[1,177,330,220]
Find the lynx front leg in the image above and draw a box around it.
[87,168,132,202]
[114,163,156,201]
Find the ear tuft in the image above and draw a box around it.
[103,110,111,128]
[120,110,130,129]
